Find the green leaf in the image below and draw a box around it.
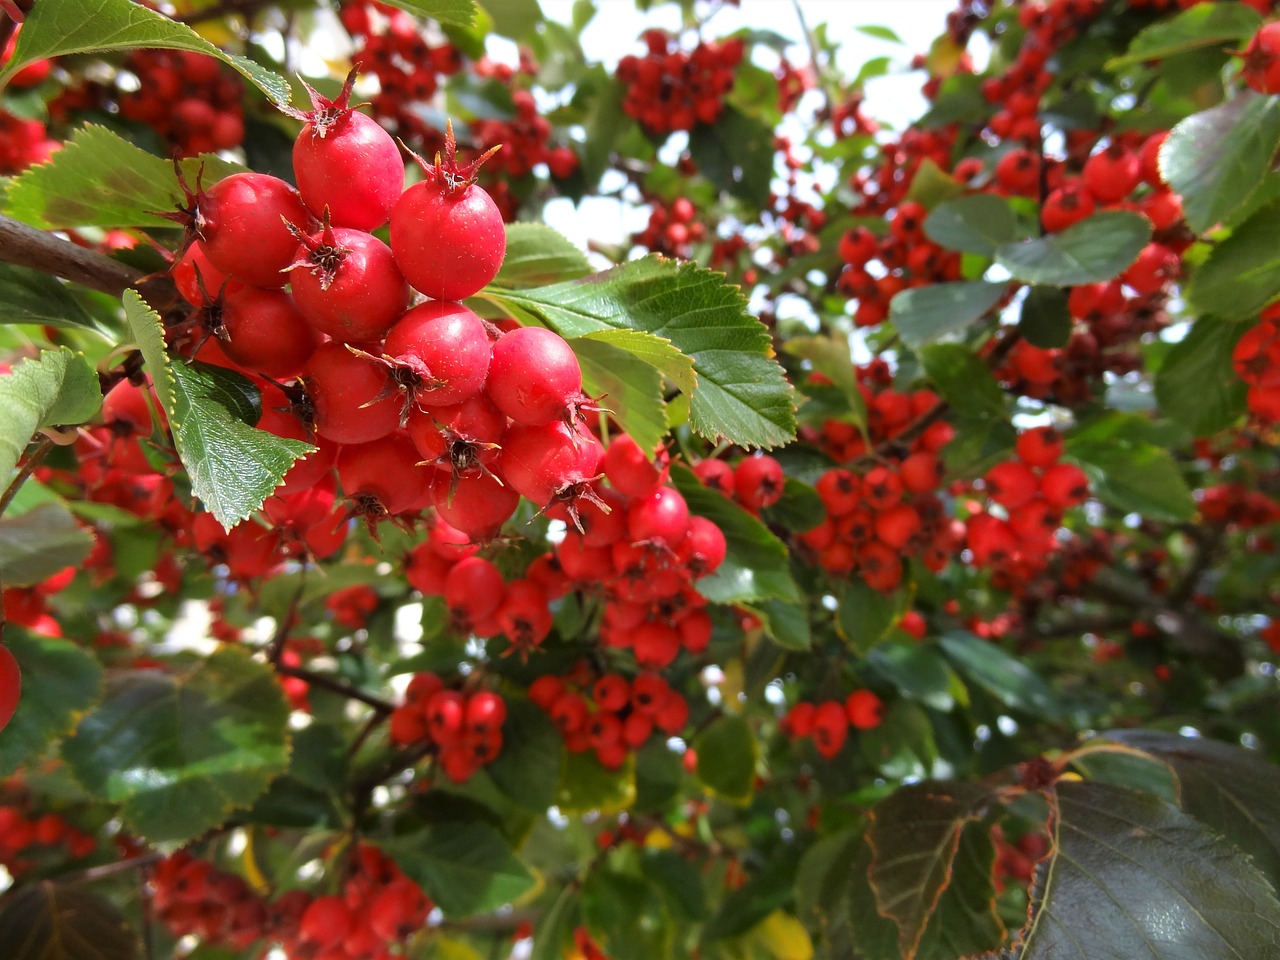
[0,263,100,330]
[378,0,479,27]
[785,334,868,435]
[1069,440,1195,522]
[479,0,540,37]
[486,257,795,449]
[1103,729,1280,886]
[0,0,289,105]
[920,342,1006,420]
[582,869,673,960]
[0,630,104,778]
[866,782,991,958]
[486,699,564,814]
[494,223,592,288]
[750,598,812,651]
[938,631,1061,720]
[642,849,708,921]
[1186,199,1280,320]
[530,887,577,960]
[1154,317,1250,436]
[924,195,1019,256]
[836,579,909,653]
[556,750,636,815]
[1161,92,1280,235]
[573,338,667,453]
[1010,780,1280,959]
[693,715,757,805]
[5,124,242,230]
[868,643,956,711]
[386,823,536,918]
[121,290,176,413]
[0,882,142,960]
[916,821,1006,959]
[995,211,1151,286]
[0,502,94,587]
[1107,2,1261,68]
[671,464,800,604]
[856,24,903,43]
[687,105,776,208]
[905,158,966,209]
[61,646,291,844]
[890,281,1008,350]
[760,477,825,533]
[1018,285,1073,349]
[702,848,801,942]
[0,347,101,487]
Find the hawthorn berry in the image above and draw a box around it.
[0,645,19,733]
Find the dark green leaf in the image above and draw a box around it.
[861,700,939,782]
[890,281,1008,350]
[573,338,667,453]
[1161,92,1280,234]
[0,502,94,587]
[1069,441,1195,522]
[1070,742,1180,804]
[494,223,592,288]
[760,477,825,533]
[1107,2,1261,68]
[642,849,708,921]
[938,631,1061,720]
[920,342,1007,419]
[837,579,909,653]
[485,257,795,449]
[582,869,672,960]
[995,211,1151,286]
[386,822,536,917]
[702,848,801,942]
[672,464,800,604]
[0,347,101,487]
[61,646,291,844]
[916,820,1006,958]
[5,125,241,231]
[693,715,757,805]
[634,739,683,810]
[751,598,812,651]
[1154,317,1250,435]
[486,699,564,814]
[1019,285,1073,349]
[924,195,1019,256]
[0,0,289,104]
[687,105,775,207]
[868,643,956,711]
[379,0,479,27]
[0,882,141,960]
[1008,780,1280,959]
[1186,199,1280,320]
[0,630,103,778]
[530,887,577,960]
[0,263,100,330]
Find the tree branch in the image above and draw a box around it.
[274,663,395,715]
[0,214,147,297]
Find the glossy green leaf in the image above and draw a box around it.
[693,715,757,805]
[1160,92,1280,234]
[924,194,1019,256]
[995,211,1150,286]
[1108,2,1261,68]
[0,0,289,104]
[494,223,592,288]
[671,464,800,604]
[378,0,479,27]
[486,699,564,814]
[1186,199,1280,320]
[837,579,909,653]
[1019,285,1073,349]
[486,257,796,449]
[890,281,1008,350]
[0,502,94,587]
[0,263,99,330]
[0,347,101,488]
[0,882,142,960]
[868,643,956,711]
[5,124,242,230]
[920,342,1006,419]
[582,869,673,960]
[573,337,667,453]
[0,630,103,778]
[61,646,291,844]
[1069,440,1195,522]
[688,105,776,207]
[386,823,536,917]
[938,631,1061,720]
[1154,317,1250,435]
[1007,780,1280,959]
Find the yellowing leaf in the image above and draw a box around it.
[751,910,814,960]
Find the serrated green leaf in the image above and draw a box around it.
[377,0,478,27]
[0,630,104,779]
[0,0,289,104]
[890,281,1008,350]
[920,342,1006,420]
[1070,440,1195,522]
[60,646,291,844]
[486,699,564,814]
[486,257,796,449]
[995,211,1150,286]
[1154,317,1250,436]
[693,715,757,805]
[1107,2,1261,68]
[1161,92,1280,235]
[0,502,94,587]
[671,464,800,604]
[687,105,775,207]
[0,263,100,331]
[1018,285,1073,349]
[386,822,535,918]
[5,124,242,230]
[0,882,142,960]
[924,195,1019,256]
[573,338,667,453]
[1007,780,1280,960]
[494,223,592,288]
[938,631,1061,720]
[0,347,101,488]
[1186,199,1280,320]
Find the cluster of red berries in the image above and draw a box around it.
[388,673,507,783]
[1233,303,1280,423]
[616,29,744,134]
[693,452,785,514]
[631,196,705,259]
[3,563,75,639]
[780,690,884,759]
[529,666,689,770]
[0,110,57,174]
[151,851,273,951]
[1199,482,1280,529]
[471,88,578,182]
[118,50,244,156]
[0,805,97,876]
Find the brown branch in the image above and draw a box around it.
[274,663,395,715]
[0,214,146,297]
[56,851,164,885]
[0,436,52,519]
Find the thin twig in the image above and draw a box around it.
[0,437,53,519]
[58,851,164,885]
[274,662,395,714]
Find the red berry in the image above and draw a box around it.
[734,454,785,510]
[194,172,312,288]
[303,341,402,445]
[286,221,409,343]
[486,326,584,426]
[0,645,20,733]
[219,287,319,379]
[382,300,492,412]
[1240,22,1280,95]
